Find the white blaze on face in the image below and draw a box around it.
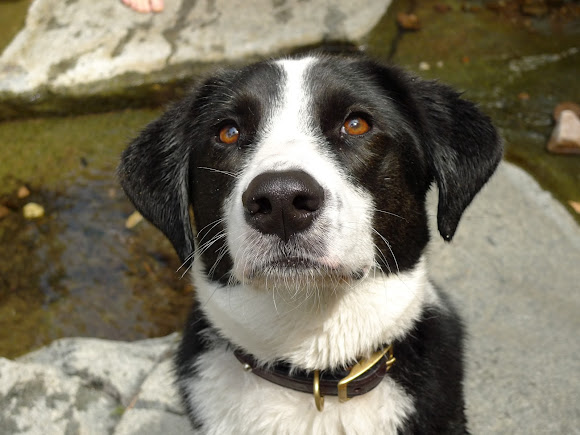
[224,57,376,284]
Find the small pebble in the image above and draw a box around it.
[23,202,45,219]
[17,186,31,199]
[0,205,10,219]
[397,12,421,30]
[547,109,580,155]
[419,62,431,71]
[518,92,530,101]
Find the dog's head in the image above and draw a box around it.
[119,55,502,290]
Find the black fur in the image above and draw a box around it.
[119,54,502,433]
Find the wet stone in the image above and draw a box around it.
[0,358,119,434]
[1,334,182,434]
[547,109,580,155]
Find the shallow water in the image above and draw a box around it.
[0,111,193,358]
[0,0,578,357]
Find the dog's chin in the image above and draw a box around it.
[239,257,369,287]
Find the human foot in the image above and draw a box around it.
[121,0,164,13]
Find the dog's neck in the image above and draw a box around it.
[193,257,437,371]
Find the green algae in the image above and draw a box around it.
[0,0,30,54]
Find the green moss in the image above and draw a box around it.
[0,110,155,195]
[111,406,126,417]
[0,1,30,54]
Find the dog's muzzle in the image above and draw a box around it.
[242,170,324,242]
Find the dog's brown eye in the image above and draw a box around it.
[342,116,371,136]
[218,125,240,144]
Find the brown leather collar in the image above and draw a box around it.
[234,345,395,411]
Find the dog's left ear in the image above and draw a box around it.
[118,104,194,264]
[416,80,503,241]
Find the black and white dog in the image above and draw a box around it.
[119,54,502,434]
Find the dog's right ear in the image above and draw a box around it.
[118,104,194,265]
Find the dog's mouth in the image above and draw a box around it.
[270,257,319,269]
[244,256,369,282]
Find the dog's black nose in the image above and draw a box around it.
[242,170,325,242]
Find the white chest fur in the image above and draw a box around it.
[194,258,436,370]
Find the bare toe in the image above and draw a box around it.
[122,0,151,13]
[150,0,164,13]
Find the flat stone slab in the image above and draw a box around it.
[0,0,390,111]
[1,161,578,434]
[427,162,580,434]
[0,334,185,435]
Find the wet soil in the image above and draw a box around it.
[0,0,578,357]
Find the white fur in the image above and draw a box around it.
[194,257,436,369]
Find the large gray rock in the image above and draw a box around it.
[0,358,119,434]
[0,334,186,435]
[0,0,390,100]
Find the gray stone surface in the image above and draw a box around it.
[0,358,119,434]
[19,334,179,406]
[427,163,580,434]
[0,0,390,98]
[1,162,578,434]
[0,334,187,435]
[114,409,193,435]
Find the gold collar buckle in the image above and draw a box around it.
[313,344,395,411]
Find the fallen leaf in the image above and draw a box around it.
[568,200,580,214]
[125,211,143,229]
[434,3,451,13]
[0,205,10,219]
